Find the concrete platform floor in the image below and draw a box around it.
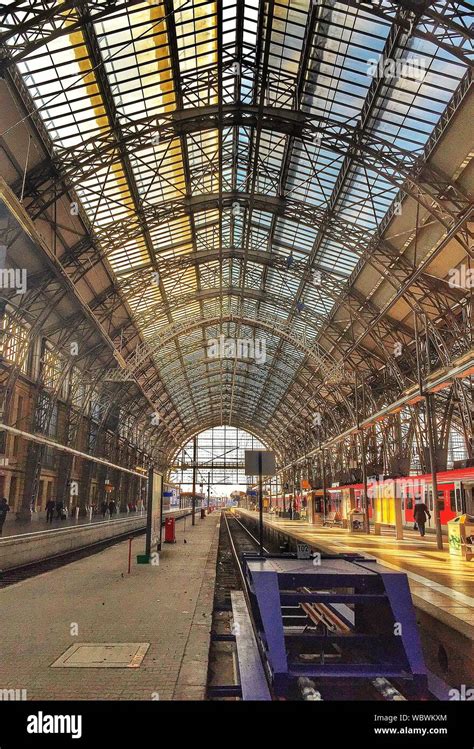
[0,511,220,700]
[238,510,474,633]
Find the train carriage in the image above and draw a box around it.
[325,467,474,532]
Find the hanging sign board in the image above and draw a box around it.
[244,450,276,476]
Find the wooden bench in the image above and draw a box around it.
[323,512,342,527]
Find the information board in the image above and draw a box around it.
[244,450,276,476]
[145,468,163,557]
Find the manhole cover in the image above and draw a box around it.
[51,643,150,668]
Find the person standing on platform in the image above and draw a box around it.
[100,500,108,518]
[413,500,431,537]
[108,499,116,518]
[55,499,64,520]
[45,498,55,524]
[0,497,10,535]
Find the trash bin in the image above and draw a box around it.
[461,515,474,561]
[447,516,462,556]
[348,508,365,533]
[200,508,206,519]
[164,517,176,543]
[449,514,474,560]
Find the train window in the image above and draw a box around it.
[437,491,444,511]
[455,486,464,513]
[406,498,413,510]
[450,490,456,512]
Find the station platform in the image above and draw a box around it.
[237,509,474,684]
[0,507,189,539]
[238,509,473,624]
[0,509,145,538]
[0,509,195,571]
[0,511,220,700]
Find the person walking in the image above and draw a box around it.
[100,500,108,519]
[0,497,10,535]
[55,499,64,520]
[413,500,431,537]
[108,499,116,518]
[45,498,55,524]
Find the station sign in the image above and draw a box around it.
[296,542,311,559]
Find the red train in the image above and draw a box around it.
[324,466,474,531]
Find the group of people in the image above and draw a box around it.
[45,499,66,523]
[0,496,126,532]
[100,499,118,518]
[1,491,433,538]
[0,496,10,535]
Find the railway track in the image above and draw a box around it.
[208,510,434,702]
[207,511,273,699]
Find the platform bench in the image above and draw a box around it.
[323,512,342,527]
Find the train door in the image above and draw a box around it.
[404,486,414,525]
[462,482,474,515]
[452,481,467,515]
[436,488,447,525]
[424,484,434,528]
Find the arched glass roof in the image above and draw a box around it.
[1,0,472,460]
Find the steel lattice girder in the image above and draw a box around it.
[114,311,376,426]
[154,341,362,426]
[1,1,472,468]
[0,188,187,450]
[111,251,462,346]
[0,0,471,70]
[21,104,472,229]
[52,190,470,363]
[135,289,412,386]
[8,67,471,396]
[92,228,465,398]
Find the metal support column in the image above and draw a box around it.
[321,449,326,525]
[425,393,444,550]
[192,436,197,526]
[414,312,443,550]
[258,451,264,556]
